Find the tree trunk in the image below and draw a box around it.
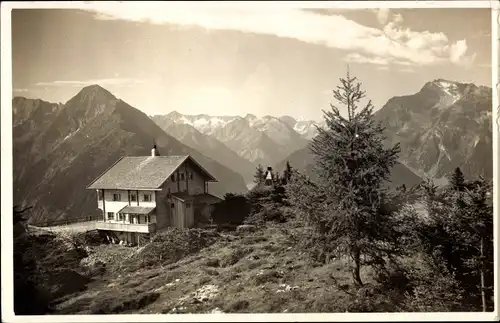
[352,247,363,287]
[480,237,487,312]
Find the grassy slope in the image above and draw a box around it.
[53,225,377,314]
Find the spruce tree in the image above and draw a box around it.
[253,164,265,185]
[450,167,466,191]
[450,177,493,311]
[287,69,402,287]
[282,161,293,185]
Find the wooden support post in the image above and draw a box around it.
[480,237,487,312]
[185,163,189,193]
[176,169,181,192]
[102,189,106,222]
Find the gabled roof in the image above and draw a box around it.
[193,193,222,205]
[171,191,194,202]
[87,155,217,190]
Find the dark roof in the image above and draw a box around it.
[171,191,194,202]
[193,193,222,205]
[87,155,217,190]
[118,206,155,215]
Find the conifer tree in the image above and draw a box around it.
[287,69,402,287]
[253,164,265,185]
[450,167,466,191]
[450,177,493,311]
[418,176,494,311]
[282,161,293,185]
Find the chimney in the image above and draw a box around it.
[151,144,160,157]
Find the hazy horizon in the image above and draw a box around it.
[12,6,492,121]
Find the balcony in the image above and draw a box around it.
[95,221,156,233]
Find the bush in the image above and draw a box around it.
[14,230,52,314]
[211,194,250,228]
[219,247,253,267]
[224,299,250,312]
[400,253,466,312]
[245,205,286,226]
[134,228,218,268]
[89,292,160,314]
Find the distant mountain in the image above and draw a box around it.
[151,115,257,183]
[374,79,492,181]
[275,145,423,190]
[279,115,326,140]
[13,85,248,225]
[153,111,316,166]
[275,79,492,187]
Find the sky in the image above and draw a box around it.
[11,4,492,121]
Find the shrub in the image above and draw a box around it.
[251,269,282,286]
[399,253,467,312]
[245,205,286,225]
[211,194,250,228]
[225,299,250,312]
[134,228,218,268]
[219,247,253,267]
[89,292,160,314]
[402,273,465,312]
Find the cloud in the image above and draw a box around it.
[376,8,390,25]
[13,88,28,93]
[35,78,147,88]
[344,53,389,66]
[80,4,476,68]
[449,39,469,63]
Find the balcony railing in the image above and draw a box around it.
[95,221,156,233]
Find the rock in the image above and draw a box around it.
[236,224,257,233]
[210,307,224,314]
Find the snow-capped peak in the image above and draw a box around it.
[430,79,462,108]
[158,111,324,141]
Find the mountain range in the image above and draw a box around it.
[152,112,319,169]
[13,85,248,225]
[12,78,492,224]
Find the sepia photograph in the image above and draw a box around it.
[1,1,499,322]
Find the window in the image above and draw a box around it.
[180,173,185,180]
[186,203,191,209]
[130,194,137,202]
[143,194,151,202]
[113,193,121,201]
[171,203,175,208]
[171,174,176,182]
[190,172,193,180]
[107,212,114,220]
[118,213,125,221]
[145,215,151,223]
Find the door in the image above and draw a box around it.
[170,201,177,228]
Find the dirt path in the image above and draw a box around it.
[29,221,97,234]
